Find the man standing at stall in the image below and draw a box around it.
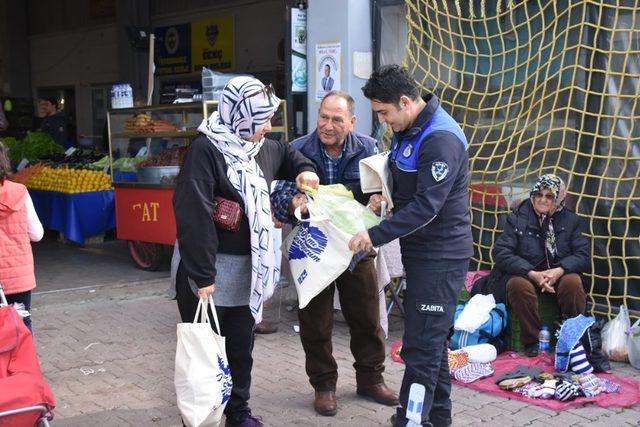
[284,90,399,417]
[39,98,67,148]
[350,65,473,427]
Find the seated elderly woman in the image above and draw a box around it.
[481,174,590,357]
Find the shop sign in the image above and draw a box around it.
[115,188,176,245]
[132,202,160,222]
[191,16,234,72]
[155,23,192,75]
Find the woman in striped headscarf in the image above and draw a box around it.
[172,76,318,426]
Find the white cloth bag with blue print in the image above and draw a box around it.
[175,296,232,427]
[283,201,354,309]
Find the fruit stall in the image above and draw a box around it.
[8,132,116,245]
[107,101,289,270]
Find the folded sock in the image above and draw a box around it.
[555,382,580,401]
[453,362,494,383]
[525,383,545,398]
[600,377,621,393]
[448,349,469,372]
[540,379,557,399]
[578,373,605,397]
[569,343,594,375]
[499,376,532,390]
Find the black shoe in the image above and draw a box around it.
[524,343,539,357]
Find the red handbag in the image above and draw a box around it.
[213,196,243,232]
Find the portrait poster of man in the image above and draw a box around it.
[315,42,341,101]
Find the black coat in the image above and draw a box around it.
[173,134,316,288]
[474,199,591,302]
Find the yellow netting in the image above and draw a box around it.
[404,0,640,318]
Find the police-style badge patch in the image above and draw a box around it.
[431,161,449,182]
[402,144,413,158]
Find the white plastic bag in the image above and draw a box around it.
[454,294,496,333]
[175,296,232,427]
[628,318,640,369]
[602,305,631,362]
[462,343,498,363]
[312,184,381,235]
[283,201,354,308]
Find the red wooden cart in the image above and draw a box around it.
[108,101,288,270]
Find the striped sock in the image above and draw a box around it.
[569,343,593,374]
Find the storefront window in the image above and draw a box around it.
[378,3,407,67]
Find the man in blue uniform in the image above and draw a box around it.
[349,65,473,426]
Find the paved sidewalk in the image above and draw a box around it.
[30,279,640,426]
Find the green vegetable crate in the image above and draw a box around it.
[508,292,561,352]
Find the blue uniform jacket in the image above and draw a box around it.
[291,130,378,205]
[368,94,474,260]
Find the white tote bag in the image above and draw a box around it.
[175,296,232,427]
[283,201,354,309]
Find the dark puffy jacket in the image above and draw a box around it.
[476,199,590,302]
[291,130,377,205]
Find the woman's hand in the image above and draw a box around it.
[289,193,308,216]
[198,284,216,300]
[528,270,555,293]
[541,267,565,287]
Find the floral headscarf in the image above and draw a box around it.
[530,174,567,212]
[530,174,567,267]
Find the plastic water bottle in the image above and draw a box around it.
[123,83,134,108]
[111,83,134,109]
[539,326,551,353]
[110,84,119,109]
[111,83,125,109]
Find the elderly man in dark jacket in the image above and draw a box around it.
[288,91,398,417]
[490,174,590,356]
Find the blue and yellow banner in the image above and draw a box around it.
[191,16,234,72]
[154,16,234,75]
[155,23,191,75]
